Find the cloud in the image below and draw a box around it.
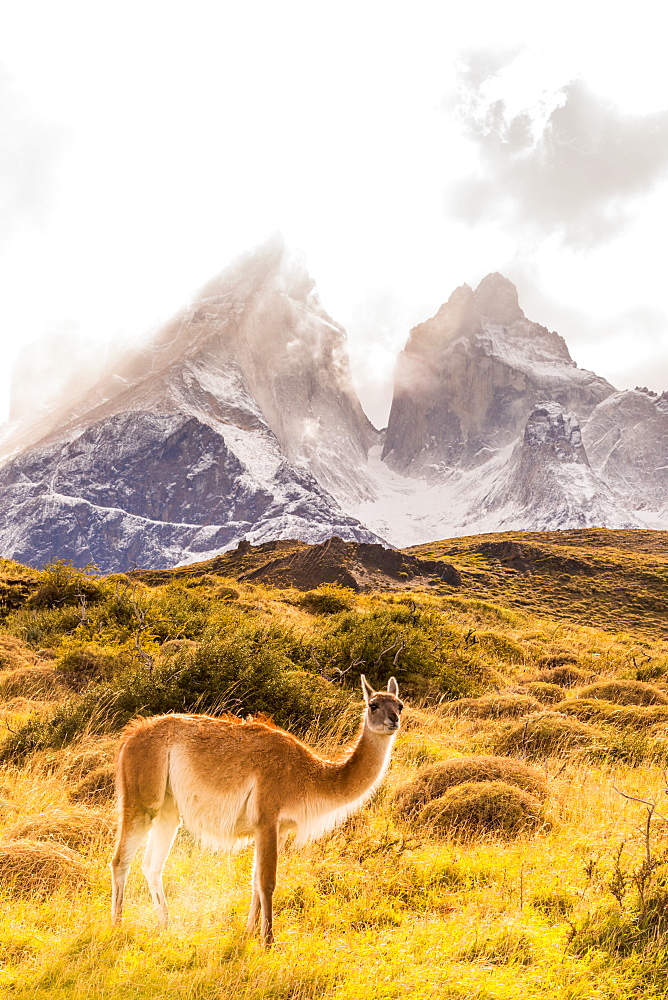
[449,51,668,247]
[0,67,65,246]
[504,263,668,395]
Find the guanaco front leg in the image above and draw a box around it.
[246,827,287,939]
[249,824,278,946]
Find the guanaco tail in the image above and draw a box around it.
[111,674,403,944]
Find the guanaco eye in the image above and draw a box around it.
[397,704,404,712]
[369,703,379,712]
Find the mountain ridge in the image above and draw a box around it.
[0,239,665,570]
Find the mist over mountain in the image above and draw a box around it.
[0,240,664,570]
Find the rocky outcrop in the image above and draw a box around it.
[471,402,639,531]
[522,402,588,463]
[0,409,382,572]
[238,536,461,591]
[583,388,668,521]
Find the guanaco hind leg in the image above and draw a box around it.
[111,811,152,925]
[141,793,181,928]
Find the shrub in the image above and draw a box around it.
[537,653,578,668]
[58,739,117,781]
[0,666,65,702]
[145,584,213,641]
[214,585,239,602]
[4,606,87,647]
[477,632,526,662]
[0,635,35,670]
[392,756,547,820]
[157,639,199,661]
[570,844,668,957]
[0,839,88,898]
[585,730,668,766]
[419,780,547,841]
[27,561,102,610]
[0,625,352,761]
[55,642,123,691]
[299,585,356,615]
[493,713,599,758]
[311,606,482,697]
[579,679,668,706]
[535,665,590,687]
[68,765,116,804]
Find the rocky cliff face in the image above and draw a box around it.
[583,388,668,518]
[470,402,640,532]
[382,274,614,473]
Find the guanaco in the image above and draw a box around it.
[111,675,403,944]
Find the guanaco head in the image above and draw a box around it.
[360,675,404,735]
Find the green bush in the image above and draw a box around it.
[55,641,131,691]
[27,561,102,610]
[299,585,356,615]
[5,606,86,647]
[0,622,353,762]
[310,606,481,697]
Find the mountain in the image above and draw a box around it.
[0,238,382,572]
[0,245,665,571]
[382,273,613,473]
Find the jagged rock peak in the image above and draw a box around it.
[194,233,315,306]
[523,402,588,464]
[473,273,524,324]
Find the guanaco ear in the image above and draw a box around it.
[360,674,374,704]
[387,676,399,696]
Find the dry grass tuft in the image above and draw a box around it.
[0,665,65,702]
[445,692,543,719]
[518,681,565,705]
[57,739,118,781]
[493,713,599,758]
[0,838,87,898]
[534,665,591,687]
[68,764,116,804]
[555,698,668,731]
[537,653,578,668]
[419,780,547,841]
[0,635,36,671]
[8,806,114,850]
[579,679,668,706]
[0,696,46,713]
[392,755,548,820]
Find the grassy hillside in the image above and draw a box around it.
[411,529,668,638]
[1,531,668,998]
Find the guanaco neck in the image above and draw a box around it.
[316,715,396,804]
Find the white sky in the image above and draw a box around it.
[1,0,667,429]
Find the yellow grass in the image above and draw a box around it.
[0,715,665,999]
[2,532,668,998]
